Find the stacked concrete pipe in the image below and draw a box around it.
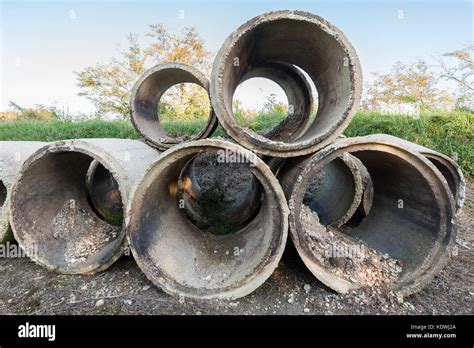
[278,134,456,296]
[126,139,289,300]
[210,10,362,157]
[130,62,218,150]
[2,10,462,302]
[0,141,45,244]
[9,139,160,274]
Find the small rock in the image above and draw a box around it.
[303,284,311,293]
[196,311,202,315]
[303,308,310,313]
[95,299,105,307]
[142,285,151,291]
[287,293,295,304]
[69,294,76,304]
[123,299,132,305]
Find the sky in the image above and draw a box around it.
[1,0,473,114]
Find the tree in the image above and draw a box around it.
[436,44,474,111]
[262,93,288,114]
[362,59,453,113]
[76,24,211,119]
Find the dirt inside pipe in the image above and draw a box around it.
[177,152,262,235]
[11,151,125,273]
[52,198,121,266]
[300,205,403,288]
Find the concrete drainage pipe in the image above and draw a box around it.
[280,153,365,228]
[130,62,218,150]
[126,139,289,300]
[239,62,314,142]
[9,139,160,274]
[278,135,456,296]
[0,141,45,243]
[372,134,465,213]
[211,10,362,157]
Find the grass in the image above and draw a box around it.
[0,110,472,179]
[345,111,474,179]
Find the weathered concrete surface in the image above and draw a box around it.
[352,156,374,217]
[210,10,362,157]
[0,182,471,315]
[86,160,124,225]
[0,142,44,243]
[281,153,364,228]
[371,134,465,213]
[9,139,160,275]
[130,62,218,150]
[126,139,289,300]
[278,135,456,297]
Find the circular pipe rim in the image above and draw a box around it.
[284,136,455,296]
[126,138,289,300]
[130,62,218,150]
[9,140,129,275]
[210,10,363,157]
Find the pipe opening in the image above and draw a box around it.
[0,180,6,207]
[232,62,316,143]
[233,77,289,134]
[157,82,211,138]
[177,152,262,235]
[11,151,124,273]
[127,140,288,299]
[211,11,361,156]
[131,63,216,150]
[288,146,453,294]
[303,155,362,227]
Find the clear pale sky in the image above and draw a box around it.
[1,0,473,113]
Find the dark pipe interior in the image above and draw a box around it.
[86,161,123,226]
[177,152,262,235]
[342,150,439,277]
[303,157,356,225]
[0,180,6,207]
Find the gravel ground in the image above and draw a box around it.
[0,184,472,315]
